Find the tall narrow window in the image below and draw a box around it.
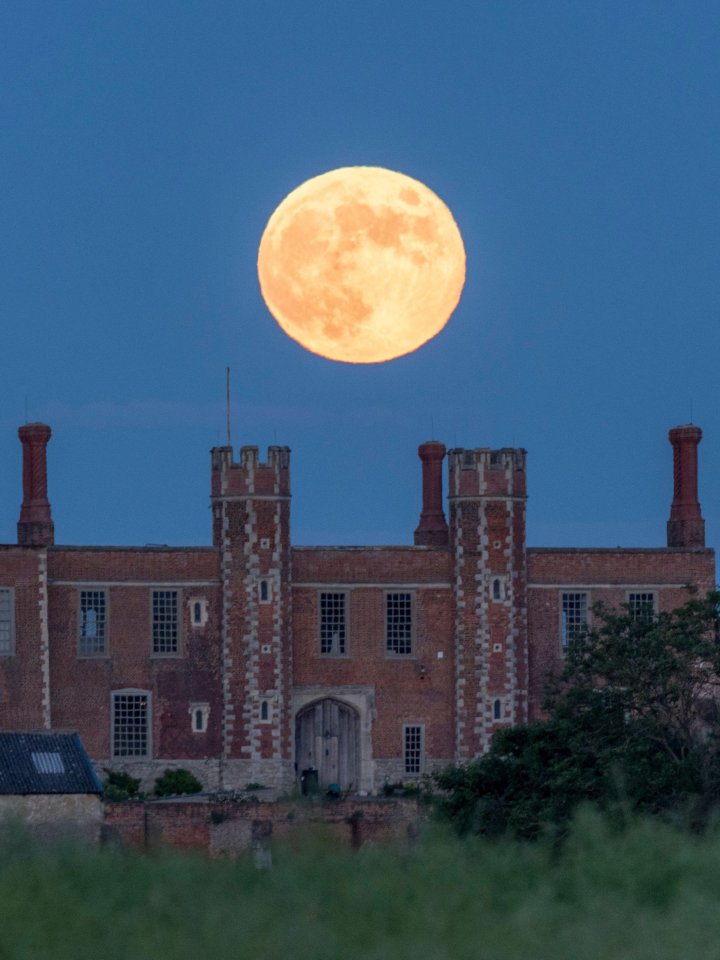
[493,699,502,720]
[259,580,271,604]
[0,588,15,656]
[152,590,179,655]
[387,593,412,655]
[79,590,107,655]
[628,592,655,620]
[561,592,588,649]
[112,691,150,757]
[403,725,423,775]
[492,579,502,601]
[320,592,346,655]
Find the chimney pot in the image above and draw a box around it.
[414,440,449,547]
[667,424,705,548]
[17,423,54,547]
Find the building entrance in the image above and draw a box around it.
[295,698,359,792]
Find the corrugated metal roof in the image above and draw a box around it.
[0,732,103,795]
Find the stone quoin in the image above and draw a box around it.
[0,423,714,793]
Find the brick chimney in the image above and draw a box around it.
[667,424,705,548]
[17,423,54,547]
[414,441,449,547]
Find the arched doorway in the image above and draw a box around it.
[295,698,359,791]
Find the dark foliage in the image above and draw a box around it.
[103,769,142,802]
[435,590,720,839]
[154,768,203,797]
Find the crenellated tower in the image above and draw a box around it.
[210,443,292,790]
[448,447,528,761]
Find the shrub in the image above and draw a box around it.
[102,769,141,802]
[154,768,203,797]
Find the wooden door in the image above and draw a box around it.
[295,699,359,791]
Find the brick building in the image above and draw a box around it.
[0,423,714,793]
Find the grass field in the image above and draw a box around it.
[2,811,720,959]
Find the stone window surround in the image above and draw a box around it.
[189,702,209,733]
[0,587,16,657]
[559,589,590,651]
[403,722,424,776]
[318,589,349,657]
[151,588,182,657]
[112,689,152,759]
[385,590,414,658]
[78,587,109,657]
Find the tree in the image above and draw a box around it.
[434,590,720,839]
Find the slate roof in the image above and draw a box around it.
[0,732,103,795]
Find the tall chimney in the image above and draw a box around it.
[667,424,705,548]
[414,441,449,547]
[17,423,54,547]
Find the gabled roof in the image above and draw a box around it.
[0,732,103,795]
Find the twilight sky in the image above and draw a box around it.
[1,1,719,552]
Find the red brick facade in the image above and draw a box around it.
[0,423,714,793]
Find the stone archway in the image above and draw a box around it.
[295,698,359,791]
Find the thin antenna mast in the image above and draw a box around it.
[226,367,231,447]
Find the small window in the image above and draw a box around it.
[79,590,107,655]
[260,700,270,722]
[259,580,271,604]
[403,725,424,775]
[493,699,502,721]
[0,588,15,656]
[112,691,150,757]
[193,602,202,625]
[561,592,588,649]
[189,702,209,733]
[152,590,179,655]
[492,579,502,601]
[387,592,412,656]
[31,752,65,774]
[628,592,655,620]
[320,592,346,655]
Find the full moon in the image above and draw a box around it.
[257,167,466,363]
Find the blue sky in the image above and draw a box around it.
[1,1,718,551]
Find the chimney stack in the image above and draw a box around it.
[17,423,54,547]
[667,424,705,548]
[414,441,449,547]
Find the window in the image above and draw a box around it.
[193,602,202,624]
[561,592,588,649]
[112,691,150,757]
[493,699,502,720]
[320,592,346,655]
[387,592,412,655]
[79,590,106,655]
[259,579,271,604]
[189,702,209,733]
[0,588,15,656]
[628,592,655,620]
[260,700,271,722]
[403,725,424,775]
[152,590,179,655]
[31,752,64,774]
[492,578,502,601]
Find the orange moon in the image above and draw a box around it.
[257,166,466,363]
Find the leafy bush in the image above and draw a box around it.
[102,769,141,802]
[434,590,720,840]
[153,768,203,797]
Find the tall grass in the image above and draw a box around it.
[2,811,720,959]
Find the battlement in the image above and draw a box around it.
[210,444,291,498]
[448,447,527,498]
